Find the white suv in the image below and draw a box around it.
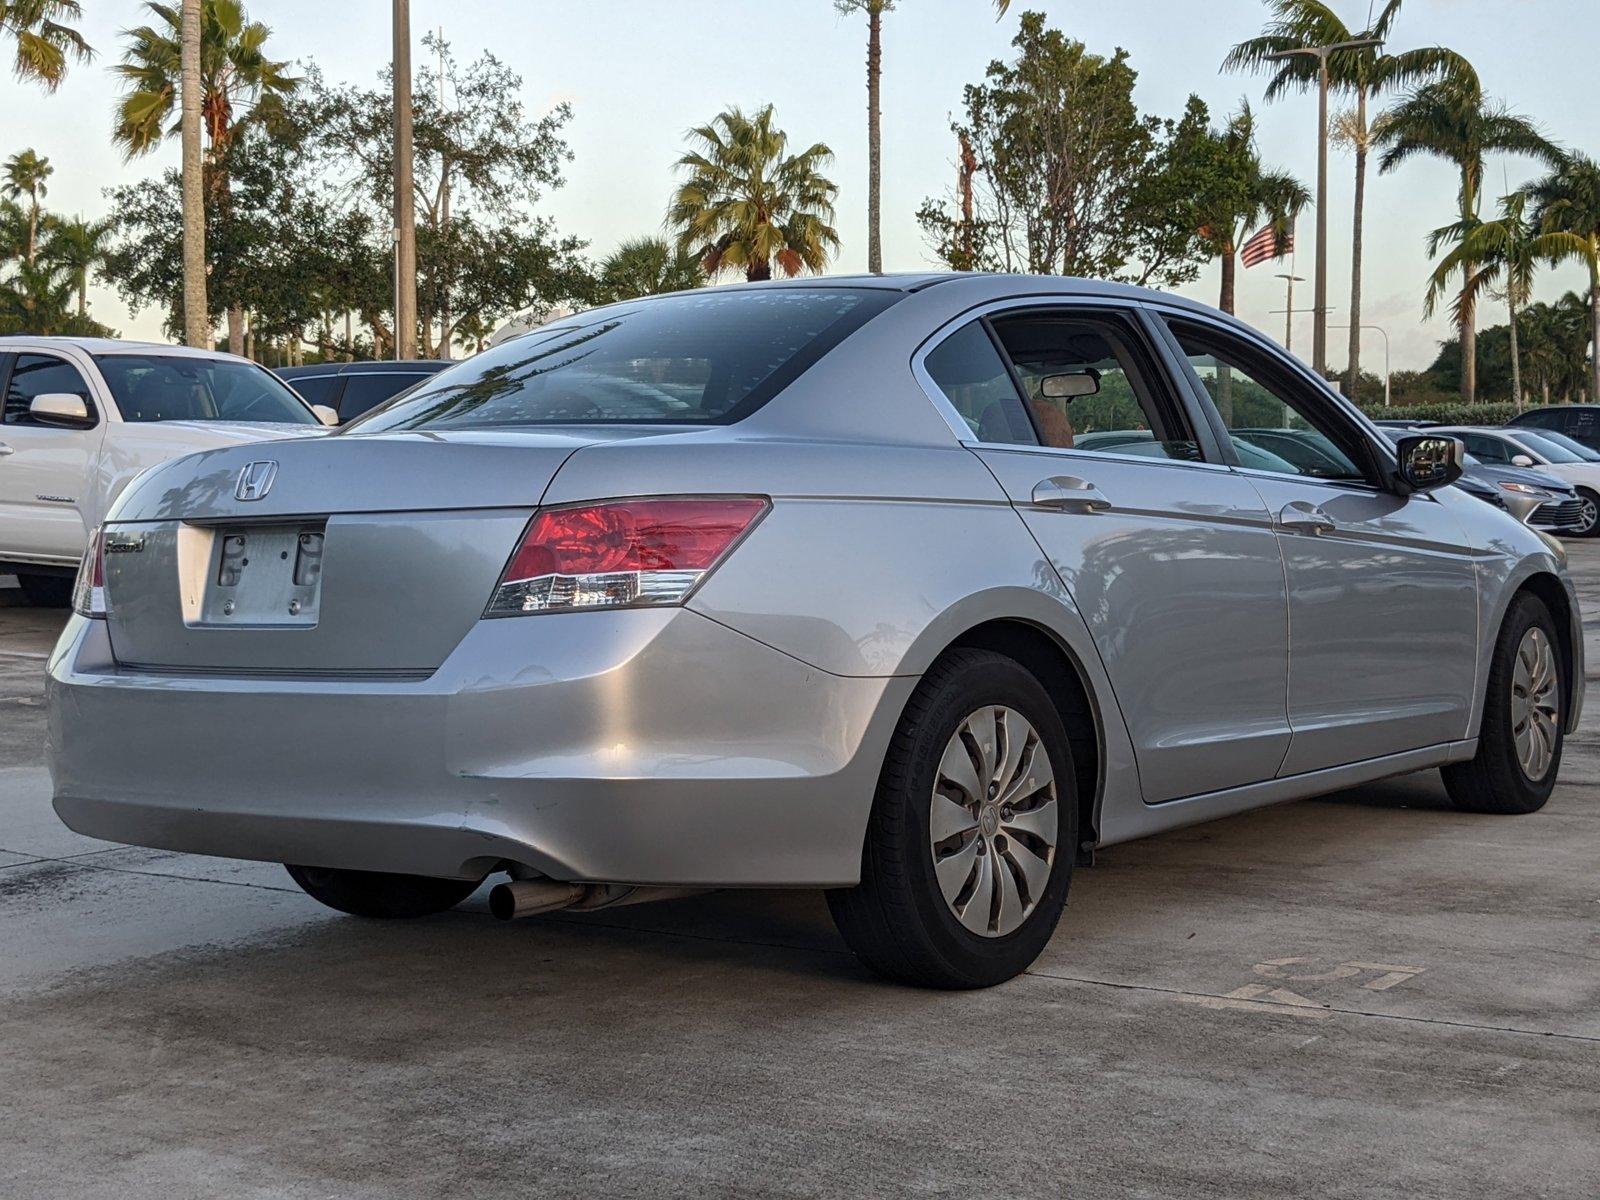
[0,337,332,605]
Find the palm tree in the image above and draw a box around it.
[835,0,1011,275]
[2,148,51,265]
[669,105,841,283]
[42,214,111,317]
[0,0,91,90]
[1224,0,1465,400]
[598,237,706,303]
[1427,191,1553,408]
[1530,153,1600,406]
[1192,104,1310,316]
[113,0,298,351]
[1374,68,1560,402]
[180,0,205,347]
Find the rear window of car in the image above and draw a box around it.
[347,288,899,432]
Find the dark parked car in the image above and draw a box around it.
[1508,405,1600,452]
[275,360,450,423]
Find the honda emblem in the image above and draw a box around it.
[235,461,278,502]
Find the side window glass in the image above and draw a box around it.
[989,311,1199,461]
[923,321,1037,446]
[3,354,94,427]
[287,375,340,407]
[1168,323,1367,482]
[339,374,427,419]
[1463,434,1508,463]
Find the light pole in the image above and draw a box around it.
[1265,36,1382,378]
[1328,322,1391,407]
[1274,272,1305,352]
[392,0,417,361]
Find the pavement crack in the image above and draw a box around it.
[0,848,298,893]
[1021,967,1600,1045]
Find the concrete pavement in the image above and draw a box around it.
[1,562,1597,1199]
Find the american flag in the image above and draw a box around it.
[1240,223,1294,269]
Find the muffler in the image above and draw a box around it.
[488,879,704,920]
[488,880,587,920]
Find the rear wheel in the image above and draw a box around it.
[285,864,481,918]
[827,648,1077,989]
[1442,593,1564,815]
[16,573,72,608]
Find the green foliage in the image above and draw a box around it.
[597,237,706,303]
[1352,398,1520,425]
[669,104,839,283]
[0,0,91,91]
[917,13,1247,288]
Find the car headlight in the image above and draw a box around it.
[1498,481,1554,498]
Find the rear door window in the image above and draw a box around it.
[339,373,431,420]
[922,322,1037,446]
[286,374,341,408]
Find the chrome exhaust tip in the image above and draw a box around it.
[488,879,587,920]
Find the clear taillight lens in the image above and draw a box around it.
[71,527,107,618]
[485,497,768,617]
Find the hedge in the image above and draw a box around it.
[1349,400,1521,426]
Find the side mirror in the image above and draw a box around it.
[312,404,340,427]
[1394,433,1464,493]
[1040,370,1100,401]
[1510,453,1535,468]
[29,393,94,429]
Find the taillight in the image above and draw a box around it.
[71,527,107,618]
[485,497,768,617]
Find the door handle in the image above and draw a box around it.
[1277,500,1337,536]
[1032,476,1111,513]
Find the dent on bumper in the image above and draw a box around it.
[47,610,913,887]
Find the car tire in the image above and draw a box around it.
[827,648,1077,989]
[1441,593,1564,815]
[285,864,481,918]
[16,573,72,608]
[1574,489,1600,537]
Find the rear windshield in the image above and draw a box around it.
[347,287,898,432]
[96,355,320,425]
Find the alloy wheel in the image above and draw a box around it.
[1580,495,1599,535]
[1511,626,1560,781]
[929,706,1059,937]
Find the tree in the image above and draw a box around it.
[1,148,50,264]
[597,237,705,302]
[1374,67,1560,402]
[314,38,584,356]
[42,214,111,317]
[1530,153,1600,407]
[834,0,1012,275]
[1185,102,1309,315]
[915,13,1214,287]
[1224,0,1465,399]
[114,0,299,352]
[669,104,840,282]
[0,0,90,90]
[1427,190,1552,408]
[180,0,206,347]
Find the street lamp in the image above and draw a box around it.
[1265,36,1383,379]
[1328,322,1392,407]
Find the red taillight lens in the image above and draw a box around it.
[71,527,107,618]
[487,497,768,617]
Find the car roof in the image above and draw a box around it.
[0,335,262,365]
[276,361,449,377]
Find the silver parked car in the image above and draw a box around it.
[47,276,1583,988]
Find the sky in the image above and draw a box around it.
[4,0,1595,374]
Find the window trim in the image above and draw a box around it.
[2,350,101,430]
[1153,308,1395,494]
[909,296,1230,472]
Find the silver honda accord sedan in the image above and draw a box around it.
[46,275,1582,988]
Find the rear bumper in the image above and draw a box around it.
[47,611,912,887]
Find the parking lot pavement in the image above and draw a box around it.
[2,563,1598,1200]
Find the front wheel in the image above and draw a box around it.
[285,864,481,918]
[1442,593,1564,815]
[1573,489,1600,538]
[16,573,72,608]
[827,649,1077,989]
